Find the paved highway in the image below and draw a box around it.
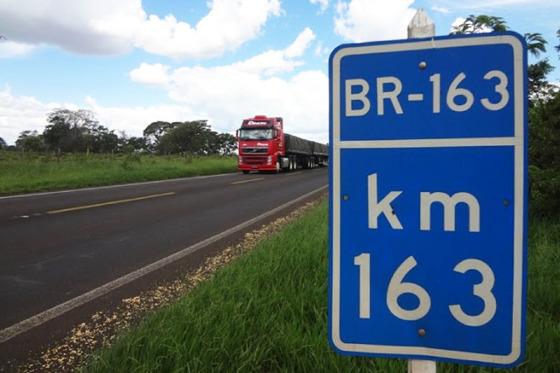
[0,169,327,340]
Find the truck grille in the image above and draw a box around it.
[242,147,268,154]
[243,156,267,165]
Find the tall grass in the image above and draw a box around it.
[85,202,559,372]
[0,151,237,195]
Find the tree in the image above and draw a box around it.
[94,128,119,153]
[528,91,560,216]
[450,15,554,101]
[15,131,45,152]
[451,15,507,34]
[43,109,99,153]
[157,121,214,155]
[42,108,120,154]
[143,121,174,151]
[524,32,547,58]
[0,136,6,149]
[528,59,555,99]
[215,133,237,155]
[143,119,233,155]
[124,136,148,152]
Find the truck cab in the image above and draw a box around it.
[237,115,284,173]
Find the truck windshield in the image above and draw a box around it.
[239,129,274,140]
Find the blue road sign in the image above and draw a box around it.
[328,33,527,367]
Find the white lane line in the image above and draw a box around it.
[0,173,235,200]
[0,184,327,343]
[230,178,264,185]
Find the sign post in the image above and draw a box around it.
[407,10,436,373]
[328,15,528,369]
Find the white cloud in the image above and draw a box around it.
[310,0,329,13]
[285,28,316,58]
[0,41,36,58]
[129,63,170,85]
[0,0,281,59]
[434,0,559,11]
[0,87,199,145]
[131,28,328,143]
[226,27,316,76]
[431,6,450,14]
[450,17,493,33]
[0,28,329,145]
[0,87,77,144]
[314,41,328,58]
[334,0,416,42]
[84,97,200,138]
[451,17,466,30]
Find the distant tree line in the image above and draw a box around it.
[0,109,236,156]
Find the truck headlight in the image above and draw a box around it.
[267,156,272,164]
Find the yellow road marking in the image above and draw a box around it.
[46,192,176,215]
[231,177,265,185]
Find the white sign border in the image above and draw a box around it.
[330,34,525,365]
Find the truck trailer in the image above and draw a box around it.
[237,115,328,173]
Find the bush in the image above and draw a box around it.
[529,91,560,217]
[120,153,142,170]
[529,166,560,216]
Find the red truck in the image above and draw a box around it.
[236,115,328,173]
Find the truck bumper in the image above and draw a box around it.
[238,164,277,171]
[238,155,277,172]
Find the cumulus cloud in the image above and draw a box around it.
[309,0,329,13]
[443,0,557,9]
[129,63,171,85]
[334,0,416,42]
[0,27,329,145]
[451,17,467,31]
[0,0,281,59]
[449,17,495,34]
[431,6,450,14]
[0,87,200,145]
[84,97,201,137]
[0,41,36,58]
[130,28,328,142]
[0,87,77,144]
[284,28,316,58]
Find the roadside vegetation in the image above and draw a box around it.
[0,110,239,194]
[0,152,236,195]
[84,201,559,372]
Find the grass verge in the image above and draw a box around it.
[0,152,237,195]
[85,202,559,372]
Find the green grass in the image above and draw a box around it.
[85,202,559,372]
[0,151,237,195]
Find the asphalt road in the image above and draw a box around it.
[0,169,327,335]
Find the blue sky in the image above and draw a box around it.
[0,0,558,144]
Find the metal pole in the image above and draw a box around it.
[406,8,437,373]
